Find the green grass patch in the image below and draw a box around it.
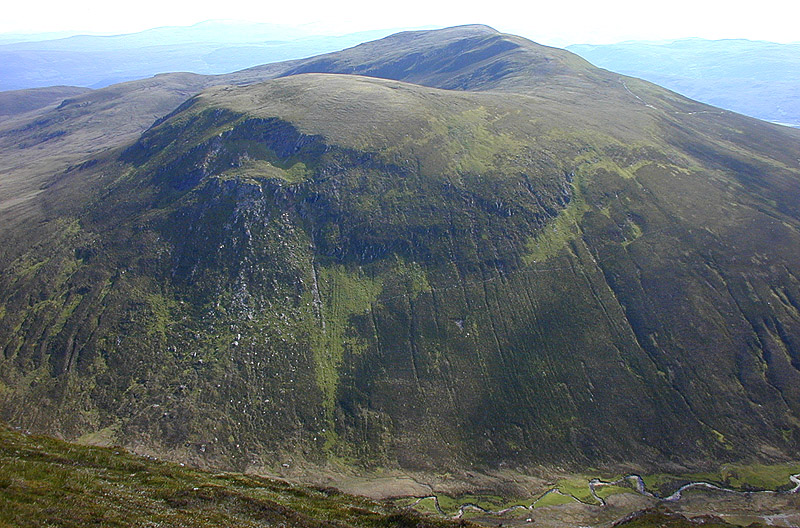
[533,489,575,508]
[642,462,800,496]
[522,198,586,263]
[522,164,589,264]
[687,462,800,492]
[310,264,383,448]
[435,493,509,515]
[594,483,632,501]
[145,292,175,341]
[47,293,83,338]
[410,497,441,515]
[554,477,597,504]
[392,258,432,297]
[222,159,310,184]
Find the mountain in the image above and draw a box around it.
[1,26,800,480]
[0,21,421,90]
[567,39,800,127]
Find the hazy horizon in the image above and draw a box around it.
[3,0,799,47]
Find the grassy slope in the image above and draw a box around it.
[1,27,800,476]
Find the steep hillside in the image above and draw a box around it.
[1,26,800,478]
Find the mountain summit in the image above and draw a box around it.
[1,26,799,475]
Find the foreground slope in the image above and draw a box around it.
[0,423,463,528]
[1,26,800,475]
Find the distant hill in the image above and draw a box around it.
[0,21,424,90]
[568,38,800,127]
[0,85,90,119]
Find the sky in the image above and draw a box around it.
[2,0,799,46]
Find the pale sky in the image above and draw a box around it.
[2,0,799,45]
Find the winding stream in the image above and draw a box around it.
[409,473,800,518]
